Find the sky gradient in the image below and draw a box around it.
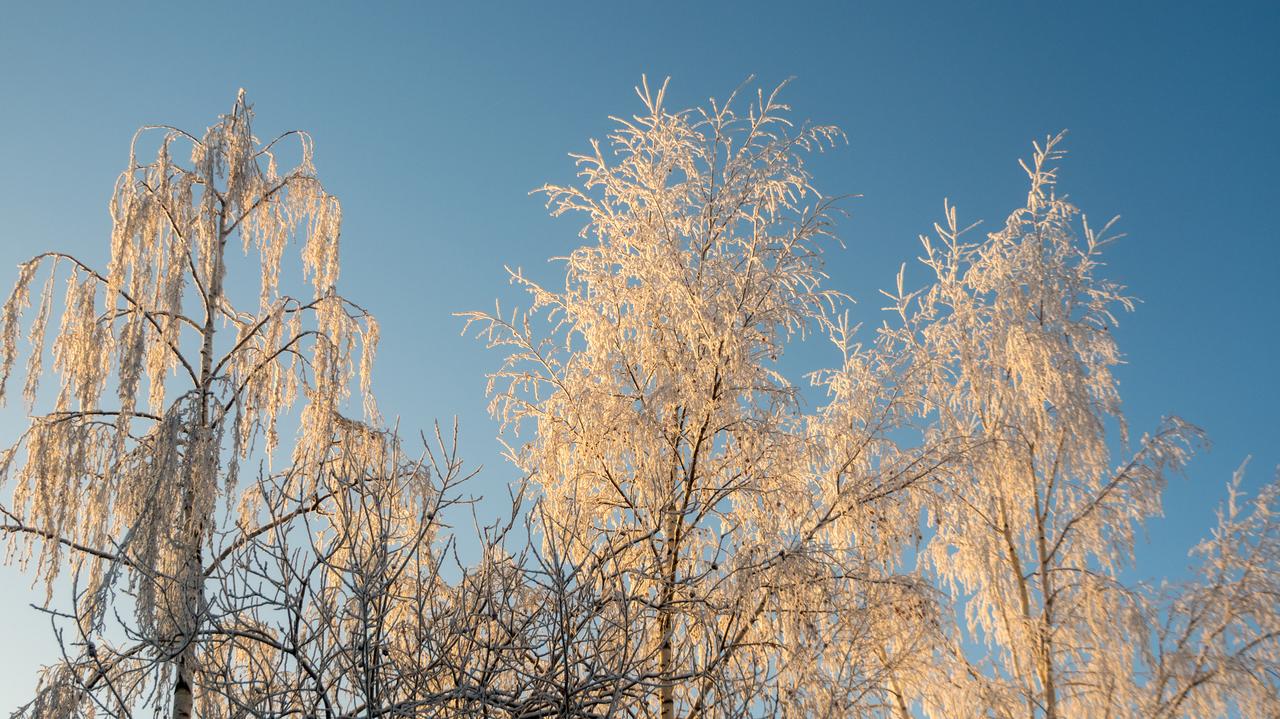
[0,1,1276,707]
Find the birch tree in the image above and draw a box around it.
[1136,464,1280,718]
[889,133,1280,718]
[0,92,379,718]
[466,78,946,718]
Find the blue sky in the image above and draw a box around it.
[0,1,1276,707]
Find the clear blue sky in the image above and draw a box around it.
[0,1,1276,707]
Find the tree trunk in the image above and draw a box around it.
[170,202,226,719]
[876,647,912,719]
[659,498,680,719]
[171,653,194,719]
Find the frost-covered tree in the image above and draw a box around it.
[885,133,1280,718]
[466,78,945,718]
[1136,464,1280,717]
[6,82,1276,719]
[0,92,379,718]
